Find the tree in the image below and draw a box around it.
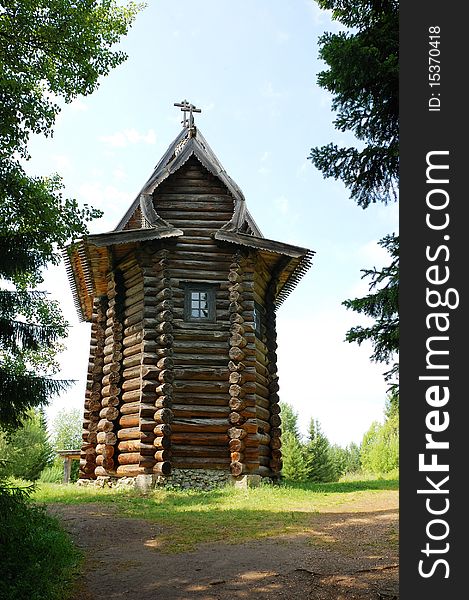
[305,418,336,483]
[310,0,399,390]
[0,0,142,430]
[360,395,399,473]
[51,408,82,451]
[0,409,54,480]
[0,2,142,592]
[342,233,398,389]
[330,441,361,478]
[281,431,309,481]
[279,401,302,440]
[309,0,398,208]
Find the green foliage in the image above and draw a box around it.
[280,431,309,481]
[343,233,399,389]
[311,0,399,392]
[304,418,336,483]
[0,0,142,159]
[39,463,65,484]
[51,408,82,450]
[0,410,54,481]
[49,407,82,482]
[0,474,81,600]
[279,401,301,440]
[360,400,399,474]
[278,407,362,483]
[0,0,143,431]
[0,3,142,596]
[309,0,398,208]
[330,442,361,478]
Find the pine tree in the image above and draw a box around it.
[281,431,309,481]
[305,419,336,483]
[0,409,54,480]
[310,0,399,393]
[342,233,399,389]
[309,0,398,208]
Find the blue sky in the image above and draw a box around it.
[28,0,398,446]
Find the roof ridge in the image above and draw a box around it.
[114,126,255,234]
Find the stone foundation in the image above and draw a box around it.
[76,469,266,491]
[165,468,231,490]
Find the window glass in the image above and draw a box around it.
[254,301,263,337]
[185,286,216,321]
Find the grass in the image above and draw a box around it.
[33,477,398,553]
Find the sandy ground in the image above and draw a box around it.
[48,491,398,600]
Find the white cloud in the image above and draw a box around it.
[79,181,128,206]
[258,166,271,176]
[98,128,156,148]
[305,0,349,32]
[78,181,131,231]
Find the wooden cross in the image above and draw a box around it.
[174,99,201,129]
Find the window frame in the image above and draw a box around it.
[183,283,217,323]
[253,301,265,338]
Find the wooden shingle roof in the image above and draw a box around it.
[64,126,314,321]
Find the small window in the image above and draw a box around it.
[253,301,264,337]
[184,285,216,322]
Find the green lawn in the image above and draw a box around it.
[34,478,398,553]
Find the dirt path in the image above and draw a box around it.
[48,492,398,600]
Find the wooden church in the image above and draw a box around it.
[64,101,313,486]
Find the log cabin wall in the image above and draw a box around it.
[139,246,174,477]
[114,250,174,477]
[152,156,235,471]
[227,250,258,476]
[80,297,107,479]
[252,254,277,478]
[94,269,125,476]
[116,254,147,477]
[265,272,282,477]
[72,134,312,484]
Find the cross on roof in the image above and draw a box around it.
[174,99,201,129]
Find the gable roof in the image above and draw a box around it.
[115,126,262,237]
[63,124,313,321]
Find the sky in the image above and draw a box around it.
[27,0,398,446]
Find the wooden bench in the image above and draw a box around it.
[56,450,81,483]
